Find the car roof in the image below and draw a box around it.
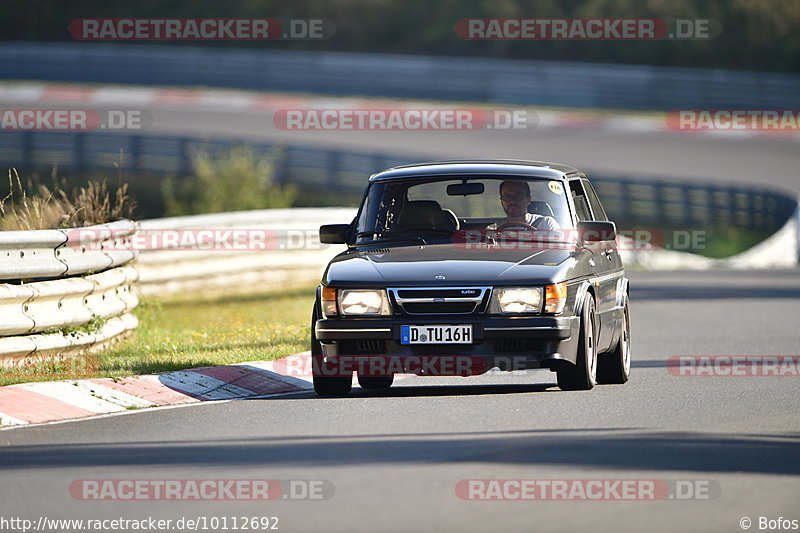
[369,160,584,182]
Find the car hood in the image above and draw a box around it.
[322,243,581,286]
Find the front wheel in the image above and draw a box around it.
[311,305,352,396]
[313,370,352,396]
[597,294,631,384]
[557,294,597,391]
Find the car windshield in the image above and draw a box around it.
[354,176,574,244]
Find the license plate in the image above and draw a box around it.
[400,325,473,345]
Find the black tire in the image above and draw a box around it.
[597,294,631,385]
[313,371,352,396]
[310,305,352,396]
[357,373,394,390]
[557,294,598,391]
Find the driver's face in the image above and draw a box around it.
[500,183,530,218]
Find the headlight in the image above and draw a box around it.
[490,287,543,314]
[338,289,391,316]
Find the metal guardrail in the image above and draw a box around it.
[0,229,68,281]
[2,42,800,110]
[136,208,352,296]
[1,131,796,235]
[0,314,138,360]
[0,219,137,282]
[0,221,139,360]
[0,266,137,337]
[590,179,798,233]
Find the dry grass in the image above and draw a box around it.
[0,168,135,230]
[0,286,316,386]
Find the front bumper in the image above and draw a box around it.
[315,315,580,372]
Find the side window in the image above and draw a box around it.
[583,180,609,221]
[568,180,592,221]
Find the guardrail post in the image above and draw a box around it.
[327,150,340,189]
[619,179,632,228]
[722,186,736,229]
[130,135,141,173]
[795,201,800,265]
[274,147,289,186]
[72,132,86,173]
[21,131,33,171]
[681,184,694,227]
[655,182,668,227]
[178,137,190,176]
[753,192,766,230]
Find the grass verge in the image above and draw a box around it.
[0,286,316,387]
[693,227,774,259]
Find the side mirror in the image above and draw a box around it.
[577,221,616,242]
[320,224,349,244]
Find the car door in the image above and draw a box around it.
[582,178,624,352]
[568,175,602,274]
[568,178,616,353]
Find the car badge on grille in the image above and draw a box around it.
[434,275,446,280]
[433,297,445,302]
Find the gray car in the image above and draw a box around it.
[313,160,631,395]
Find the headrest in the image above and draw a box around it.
[528,201,554,218]
[397,200,457,231]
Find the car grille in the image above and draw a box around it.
[388,287,490,315]
[396,289,482,299]
[402,302,477,314]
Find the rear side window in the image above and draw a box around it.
[568,180,592,221]
[583,180,609,221]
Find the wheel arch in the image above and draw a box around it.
[616,276,630,307]
[573,280,596,315]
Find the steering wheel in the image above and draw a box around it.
[497,222,538,231]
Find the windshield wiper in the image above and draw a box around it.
[356,230,427,245]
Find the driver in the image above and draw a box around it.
[486,180,560,230]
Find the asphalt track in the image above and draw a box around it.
[1,270,799,533]
[0,95,799,533]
